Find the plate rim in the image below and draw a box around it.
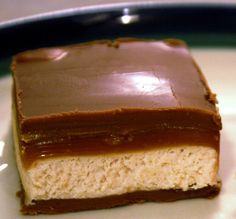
[1,1,236,30]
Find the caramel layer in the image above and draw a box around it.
[20,128,219,168]
[20,185,220,214]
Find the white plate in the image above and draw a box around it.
[0,48,236,219]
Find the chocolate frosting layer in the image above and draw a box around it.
[12,39,220,124]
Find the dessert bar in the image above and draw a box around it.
[12,39,222,214]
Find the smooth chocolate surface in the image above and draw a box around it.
[12,39,222,167]
[12,39,220,119]
[19,185,220,214]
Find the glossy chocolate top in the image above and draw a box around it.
[12,39,219,122]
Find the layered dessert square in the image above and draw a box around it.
[11,39,222,214]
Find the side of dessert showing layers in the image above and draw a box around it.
[11,38,222,214]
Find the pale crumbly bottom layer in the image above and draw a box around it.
[15,142,219,205]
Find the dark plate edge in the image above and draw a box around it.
[1,2,236,30]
